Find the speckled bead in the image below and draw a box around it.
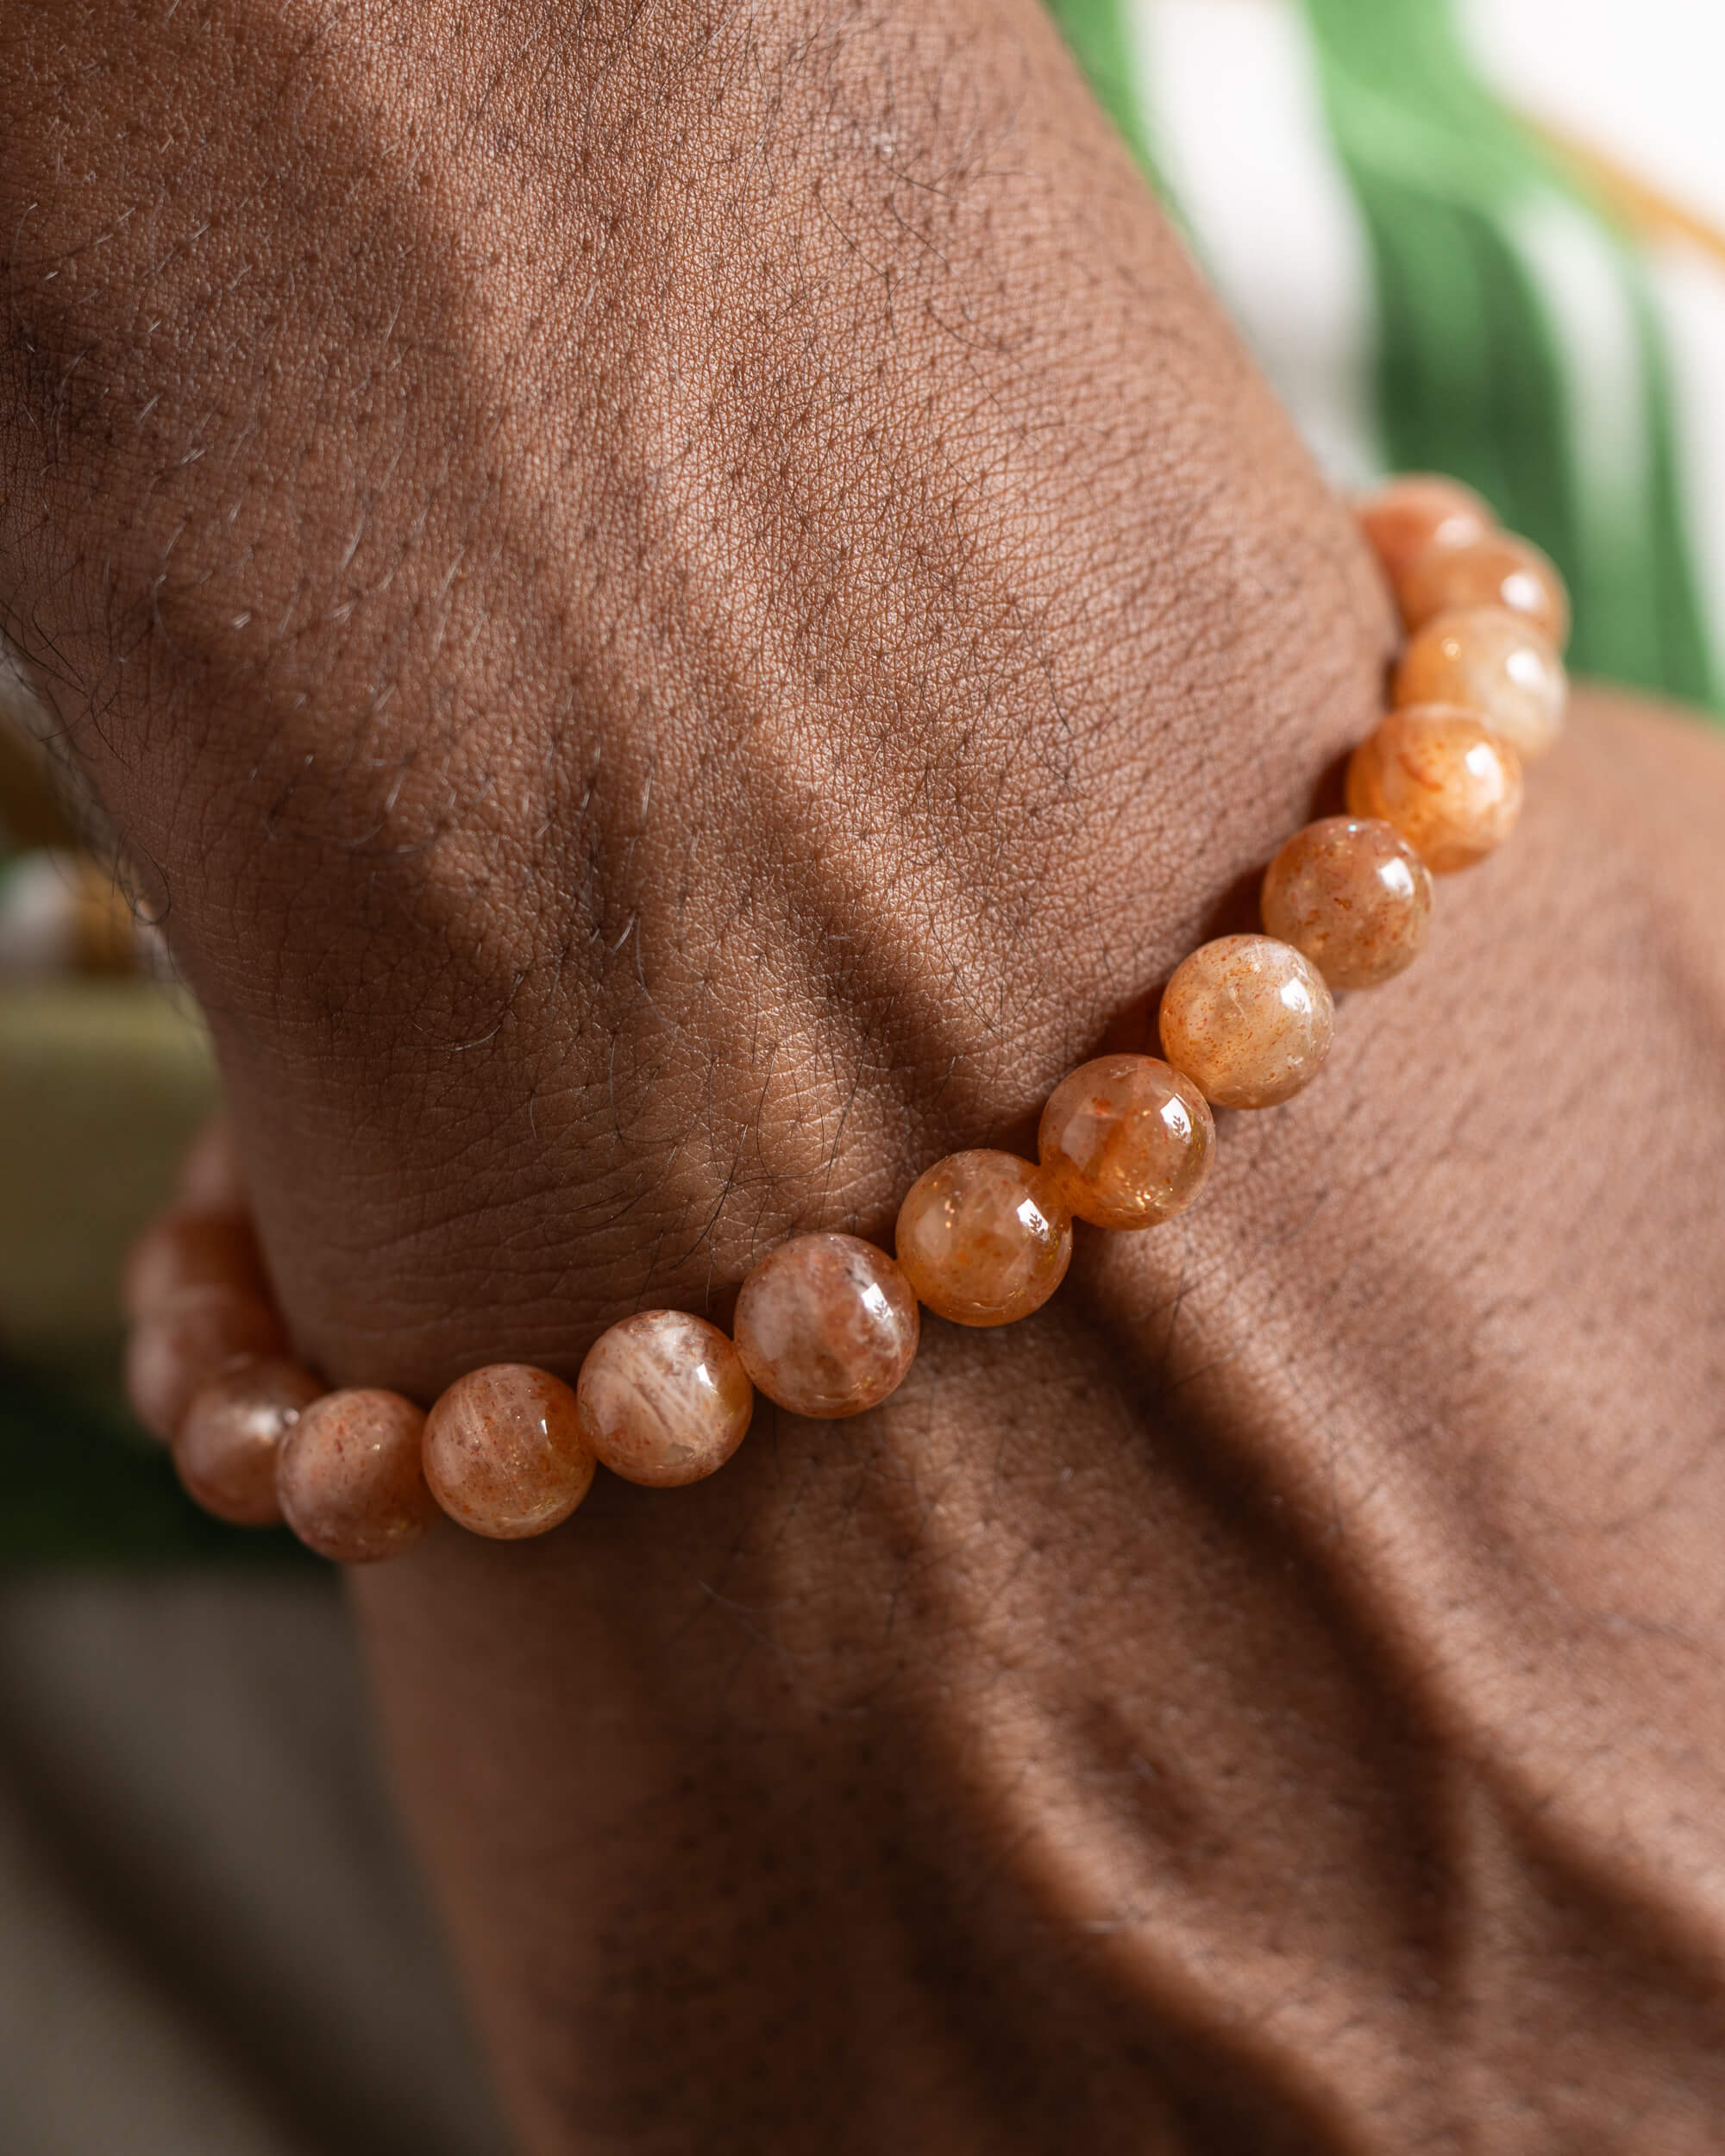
[277,1388,438,1563]
[734,1233,919,1419]
[1038,1056,1214,1229]
[1357,474,1495,582]
[1346,705,1523,874]
[1394,606,1568,762]
[124,1283,291,1444]
[895,1150,1072,1327]
[173,1357,324,1526]
[423,1364,595,1539]
[576,1311,754,1486]
[1158,935,1334,1110]
[1396,530,1570,648]
[1260,817,1434,990]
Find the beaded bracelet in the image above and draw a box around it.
[121,475,1567,1563]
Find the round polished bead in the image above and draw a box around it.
[733,1233,919,1419]
[1356,474,1493,581]
[1346,705,1523,874]
[1396,530,1570,648]
[1158,935,1334,1111]
[173,1357,324,1527]
[576,1311,754,1486]
[895,1150,1072,1328]
[124,1283,291,1443]
[277,1388,437,1564]
[174,1114,248,1214]
[1394,605,1568,761]
[423,1364,595,1539]
[122,1208,267,1321]
[1037,1056,1214,1230]
[1260,816,1435,991]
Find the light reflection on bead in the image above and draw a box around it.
[1346,705,1523,874]
[1397,531,1570,648]
[1260,817,1434,990]
[173,1357,323,1526]
[1394,605,1567,762]
[277,1388,437,1563]
[576,1311,754,1486]
[734,1233,919,1419]
[423,1364,595,1539]
[895,1150,1071,1327]
[1037,1056,1214,1229]
[1356,475,1493,582]
[1158,936,1334,1110]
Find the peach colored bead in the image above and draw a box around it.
[734,1233,919,1420]
[1356,474,1493,581]
[1037,1056,1214,1230]
[1346,705,1524,874]
[1158,936,1334,1111]
[1396,530,1570,648]
[576,1311,754,1486]
[1394,605,1568,762]
[423,1364,595,1539]
[174,1114,248,1215]
[1260,817,1434,991]
[277,1388,437,1564]
[895,1150,1072,1328]
[122,1209,267,1321]
[124,1283,290,1443]
[172,1358,323,1527]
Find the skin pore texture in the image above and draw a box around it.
[4,3,1725,2150]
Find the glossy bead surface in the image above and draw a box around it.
[1346,705,1523,874]
[1394,605,1567,761]
[1356,474,1493,581]
[423,1364,595,1539]
[122,1209,267,1321]
[124,1283,290,1443]
[734,1233,919,1420]
[1038,1056,1214,1230]
[895,1150,1072,1328]
[576,1312,754,1486]
[1260,817,1435,990]
[1397,530,1569,648]
[1158,936,1334,1110]
[277,1388,437,1564]
[173,1358,323,1526]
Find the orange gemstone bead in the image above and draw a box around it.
[1346,705,1523,874]
[124,1282,291,1443]
[1038,1056,1214,1230]
[423,1364,595,1539]
[1394,606,1567,762]
[1260,816,1434,990]
[895,1150,1072,1327]
[277,1388,438,1563]
[576,1311,754,1486]
[122,1209,267,1321]
[1158,935,1334,1110]
[173,1358,324,1526]
[1356,474,1493,581]
[1396,530,1570,648]
[734,1233,919,1419]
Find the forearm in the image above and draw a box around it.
[5,5,1725,2153]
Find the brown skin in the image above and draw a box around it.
[5,3,1725,2149]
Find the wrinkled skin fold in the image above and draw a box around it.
[3,3,1724,2149]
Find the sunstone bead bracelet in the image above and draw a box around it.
[121,475,1567,1563]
